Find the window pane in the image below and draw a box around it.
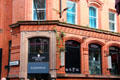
[89,7,96,17]
[109,22,115,31]
[65,40,80,73]
[33,0,46,20]
[89,44,101,75]
[67,13,75,24]
[89,7,97,28]
[33,10,37,20]
[89,17,96,28]
[109,12,115,32]
[37,10,46,20]
[67,2,76,12]
[28,37,49,62]
[109,13,115,21]
[34,0,45,9]
[67,0,76,24]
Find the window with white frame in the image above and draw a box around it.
[67,0,76,24]
[33,0,46,20]
[89,7,97,28]
[109,12,116,32]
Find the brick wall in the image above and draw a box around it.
[9,21,120,80]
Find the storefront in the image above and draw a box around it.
[27,37,50,80]
[9,20,120,80]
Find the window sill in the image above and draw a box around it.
[57,73,120,79]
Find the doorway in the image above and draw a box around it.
[65,40,80,73]
[28,74,51,80]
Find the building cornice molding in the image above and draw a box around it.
[10,20,120,37]
[57,73,120,79]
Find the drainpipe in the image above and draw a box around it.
[60,0,62,18]
[7,41,11,80]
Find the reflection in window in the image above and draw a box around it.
[109,12,116,32]
[109,46,120,75]
[28,37,49,62]
[89,44,101,75]
[89,7,97,28]
[33,0,46,20]
[65,40,80,73]
[67,0,76,24]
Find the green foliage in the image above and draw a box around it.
[54,28,65,53]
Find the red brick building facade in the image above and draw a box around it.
[0,0,120,80]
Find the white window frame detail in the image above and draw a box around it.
[67,0,77,24]
[75,3,77,24]
[89,6,98,28]
[109,12,117,32]
[32,0,46,21]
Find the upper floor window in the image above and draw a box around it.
[67,0,76,24]
[109,12,116,32]
[33,0,46,20]
[89,44,102,75]
[89,7,97,28]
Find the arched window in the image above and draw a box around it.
[65,40,80,73]
[109,46,120,75]
[89,43,101,75]
[28,37,49,62]
[28,37,50,79]
[89,7,97,28]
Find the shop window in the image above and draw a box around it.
[109,12,116,32]
[67,0,76,24]
[89,7,97,28]
[28,37,49,62]
[89,44,101,75]
[65,40,80,73]
[109,46,120,75]
[33,0,46,20]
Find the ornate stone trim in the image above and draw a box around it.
[10,20,120,37]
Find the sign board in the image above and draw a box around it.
[61,51,65,66]
[1,77,6,80]
[9,60,19,66]
[28,62,49,73]
[108,56,112,69]
[28,53,49,62]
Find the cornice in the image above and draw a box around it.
[86,0,103,8]
[9,20,120,37]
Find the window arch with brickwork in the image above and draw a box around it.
[65,40,81,73]
[28,37,49,62]
[109,46,120,75]
[89,43,102,75]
